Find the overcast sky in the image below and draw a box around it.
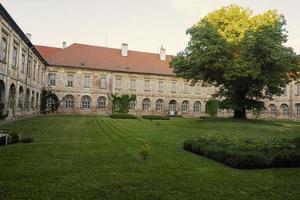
[2,0,300,55]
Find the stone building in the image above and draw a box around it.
[0,4,46,120]
[0,3,299,120]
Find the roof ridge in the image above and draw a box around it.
[72,42,172,56]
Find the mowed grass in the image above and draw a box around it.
[0,116,300,200]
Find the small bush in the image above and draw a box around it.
[21,136,34,143]
[140,142,151,160]
[166,115,182,118]
[9,132,19,144]
[142,115,170,120]
[109,113,137,119]
[183,136,300,169]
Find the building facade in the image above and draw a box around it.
[0,4,46,120]
[0,3,299,121]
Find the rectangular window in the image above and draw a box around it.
[37,65,40,83]
[195,84,201,94]
[130,79,136,90]
[33,61,36,80]
[207,87,214,95]
[297,84,300,96]
[283,87,287,96]
[0,34,8,62]
[158,80,164,92]
[171,81,176,92]
[67,74,74,87]
[144,80,150,91]
[49,73,56,86]
[115,78,121,90]
[12,45,18,67]
[100,76,107,89]
[84,75,91,88]
[183,83,189,93]
[27,56,32,78]
[21,53,26,73]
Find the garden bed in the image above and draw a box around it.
[183,135,300,169]
[109,113,137,119]
[142,115,170,120]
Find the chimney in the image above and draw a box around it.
[160,46,166,61]
[26,33,32,41]
[121,43,128,57]
[62,41,67,49]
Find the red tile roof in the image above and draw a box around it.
[35,45,62,60]
[35,43,174,75]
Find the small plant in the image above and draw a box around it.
[140,142,151,160]
[8,131,19,144]
[21,136,33,143]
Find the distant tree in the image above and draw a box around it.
[170,5,299,119]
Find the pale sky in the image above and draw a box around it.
[2,0,300,55]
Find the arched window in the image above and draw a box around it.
[281,104,289,117]
[81,96,91,109]
[128,99,136,111]
[142,98,151,111]
[169,100,177,113]
[31,91,35,110]
[0,80,5,104]
[270,104,276,115]
[25,89,30,111]
[295,104,300,117]
[36,92,39,109]
[9,84,16,109]
[18,86,24,109]
[193,101,201,112]
[98,96,106,110]
[64,95,75,109]
[182,101,189,112]
[156,99,164,112]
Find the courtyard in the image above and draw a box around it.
[0,116,299,200]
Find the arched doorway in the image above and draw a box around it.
[31,91,35,110]
[169,100,177,115]
[36,92,39,109]
[25,89,30,111]
[18,86,24,109]
[9,84,16,109]
[0,80,5,104]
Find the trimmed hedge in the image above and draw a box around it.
[142,115,170,120]
[109,113,137,119]
[183,136,300,169]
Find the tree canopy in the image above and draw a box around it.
[170,5,299,119]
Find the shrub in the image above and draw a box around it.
[142,115,170,120]
[21,136,33,143]
[140,142,151,160]
[183,136,300,169]
[167,115,182,118]
[9,131,19,144]
[109,113,137,119]
[205,99,220,116]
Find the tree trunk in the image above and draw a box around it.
[233,108,246,119]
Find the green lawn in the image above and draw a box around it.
[0,116,300,200]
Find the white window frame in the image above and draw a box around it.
[49,73,56,86]
[98,97,106,110]
[171,81,176,93]
[100,76,107,89]
[115,78,121,90]
[84,75,91,88]
[158,81,164,92]
[130,79,136,91]
[182,101,189,112]
[67,74,74,87]
[0,33,8,63]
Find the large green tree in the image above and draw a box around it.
[170,5,299,119]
